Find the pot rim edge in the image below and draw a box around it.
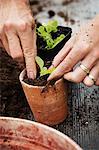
[19,69,64,89]
[0,116,82,150]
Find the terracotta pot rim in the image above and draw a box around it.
[0,117,82,150]
[19,69,63,89]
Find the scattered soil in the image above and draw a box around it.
[62,0,79,5]
[48,10,56,18]
[0,48,31,119]
[57,11,75,24]
[57,11,68,21]
[70,19,75,25]
[29,0,39,5]
[0,1,99,149]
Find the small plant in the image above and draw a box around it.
[37,20,65,50]
[35,56,55,76]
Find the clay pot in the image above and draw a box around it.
[19,69,68,126]
[0,117,82,150]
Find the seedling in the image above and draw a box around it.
[35,56,55,76]
[37,20,65,49]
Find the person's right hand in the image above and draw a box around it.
[0,0,37,79]
[48,15,99,86]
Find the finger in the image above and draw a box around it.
[17,22,37,79]
[1,34,10,55]
[24,15,35,28]
[0,40,3,48]
[48,41,90,80]
[63,49,98,83]
[0,26,10,54]
[4,23,23,63]
[50,36,75,68]
[96,78,99,86]
[83,61,99,87]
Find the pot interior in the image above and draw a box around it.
[0,117,82,150]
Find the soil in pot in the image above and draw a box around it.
[24,74,56,87]
[37,25,72,61]
[24,60,56,87]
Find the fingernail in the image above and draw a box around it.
[48,66,53,70]
[47,74,53,81]
[47,76,51,81]
[48,64,55,70]
[28,71,34,79]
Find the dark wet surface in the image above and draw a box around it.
[0,0,99,150]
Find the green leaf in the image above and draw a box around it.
[46,38,54,49]
[36,20,65,50]
[50,20,58,27]
[52,34,65,48]
[47,67,56,74]
[35,56,56,77]
[35,56,44,70]
[37,26,51,41]
[40,67,55,77]
[45,24,52,33]
[37,26,45,35]
[40,67,48,76]
[45,20,58,33]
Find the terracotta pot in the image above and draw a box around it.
[19,69,68,126]
[0,117,82,150]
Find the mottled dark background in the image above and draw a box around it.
[0,0,99,150]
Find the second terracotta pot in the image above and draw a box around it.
[0,117,82,150]
[19,69,68,126]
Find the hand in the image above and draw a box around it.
[0,0,37,79]
[48,15,99,86]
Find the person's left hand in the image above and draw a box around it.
[48,15,99,86]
